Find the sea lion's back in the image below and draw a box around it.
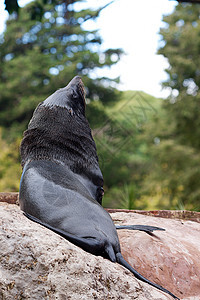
[19,160,119,248]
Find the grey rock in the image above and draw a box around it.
[0,203,170,300]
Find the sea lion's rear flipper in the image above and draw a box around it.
[105,243,116,262]
[116,253,180,300]
[24,213,103,255]
[115,225,165,233]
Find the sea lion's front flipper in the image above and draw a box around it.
[24,213,103,255]
[116,253,180,300]
[115,225,165,233]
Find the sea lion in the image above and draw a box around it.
[19,76,179,299]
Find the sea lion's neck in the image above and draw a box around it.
[20,105,103,186]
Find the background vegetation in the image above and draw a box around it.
[1,1,200,211]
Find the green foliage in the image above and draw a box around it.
[119,184,136,210]
[4,0,67,19]
[0,0,122,140]
[159,4,200,92]
[142,137,200,210]
[4,0,19,14]
[91,91,162,209]
[0,128,21,191]
[4,0,114,21]
[140,3,200,211]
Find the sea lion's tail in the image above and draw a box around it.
[115,253,180,300]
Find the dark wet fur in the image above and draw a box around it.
[20,105,102,186]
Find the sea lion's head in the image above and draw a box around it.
[20,76,103,189]
[41,76,86,115]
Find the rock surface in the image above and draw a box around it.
[114,212,200,299]
[0,203,199,299]
[0,192,19,205]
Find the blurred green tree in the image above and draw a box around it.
[0,128,21,191]
[4,0,83,19]
[93,91,161,209]
[142,3,200,210]
[0,0,123,193]
[0,0,122,140]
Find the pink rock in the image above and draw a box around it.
[112,211,200,299]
